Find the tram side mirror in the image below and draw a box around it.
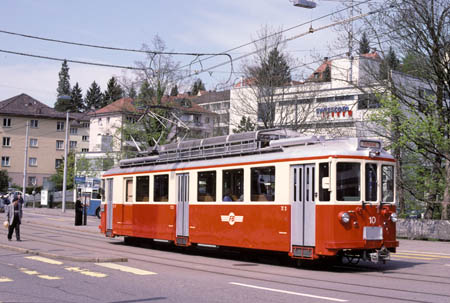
[322,177,330,189]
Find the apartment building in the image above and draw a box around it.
[0,94,89,187]
[75,96,216,178]
[192,90,231,136]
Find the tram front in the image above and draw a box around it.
[315,139,399,263]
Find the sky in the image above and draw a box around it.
[0,0,371,107]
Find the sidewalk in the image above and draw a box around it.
[0,207,128,263]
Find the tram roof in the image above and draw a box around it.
[103,130,394,177]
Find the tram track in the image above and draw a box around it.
[10,222,450,303]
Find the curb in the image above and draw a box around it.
[0,243,128,263]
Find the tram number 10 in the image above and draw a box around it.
[369,216,377,225]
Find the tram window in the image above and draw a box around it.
[366,163,377,201]
[319,163,330,201]
[198,171,216,202]
[223,169,244,201]
[251,166,275,201]
[382,165,394,202]
[154,174,169,202]
[337,163,361,201]
[101,179,105,202]
[136,176,150,202]
[125,178,133,202]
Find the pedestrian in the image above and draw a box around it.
[17,193,24,205]
[6,196,22,241]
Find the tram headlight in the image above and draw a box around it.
[390,213,398,223]
[340,212,351,224]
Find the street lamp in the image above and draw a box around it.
[58,95,71,213]
[292,0,317,8]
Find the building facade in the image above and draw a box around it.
[0,94,90,187]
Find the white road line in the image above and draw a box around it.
[65,267,107,278]
[445,264,450,267]
[0,277,13,282]
[391,255,435,261]
[230,282,348,302]
[19,267,61,280]
[25,256,64,265]
[95,263,157,275]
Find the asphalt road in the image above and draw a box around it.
[0,208,449,303]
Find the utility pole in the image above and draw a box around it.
[22,121,30,197]
[62,111,69,213]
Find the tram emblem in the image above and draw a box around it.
[221,212,244,226]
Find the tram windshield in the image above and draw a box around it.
[382,165,394,202]
[336,163,361,201]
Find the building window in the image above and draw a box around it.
[70,141,77,149]
[82,122,90,128]
[81,148,89,152]
[82,135,89,142]
[55,159,63,168]
[98,118,102,126]
[136,176,150,202]
[3,118,11,127]
[30,138,38,147]
[29,157,37,167]
[28,176,37,186]
[358,94,380,109]
[2,137,11,147]
[197,171,216,202]
[251,166,275,201]
[30,119,39,128]
[57,121,65,131]
[70,127,78,134]
[257,103,275,122]
[107,117,110,124]
[223,169,244,201]
[56,140,64,150]
[1,156,10,167]
[154,175,169,202]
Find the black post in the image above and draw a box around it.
[83,195,87,225]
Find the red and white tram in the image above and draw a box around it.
[99,129,398,263]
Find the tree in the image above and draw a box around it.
[380,47,400,79]
[233,116,256,133]
[85,81,104,111]
[170,85,178,96]
[0,170,10,192]
[103,76,124,105]
[191,79,205,96]
[54,60,72,111]
[232,26,302,131]
[365,0,450,218]
[359,32,371,54]
[119,35,184,154]
[70,82,84,113]
[50,152,75,191]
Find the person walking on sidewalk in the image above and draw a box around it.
[6,196,22,241]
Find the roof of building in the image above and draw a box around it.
[192,90,230,104]
[89,96,216,117]
[0,94,66,119]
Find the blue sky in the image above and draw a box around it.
[0,0,364,107]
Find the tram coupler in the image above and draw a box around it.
[364,246,390,263]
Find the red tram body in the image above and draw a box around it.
[99,129,398,263]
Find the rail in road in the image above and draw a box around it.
[0,208,449,303]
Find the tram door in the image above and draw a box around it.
[106,178,113,234]
[176,173,189,244]
[291,164,315,247]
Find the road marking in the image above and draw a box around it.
[445,264,450,267]
[26,256,64,265]
[391,255,435,261]
[19,267,61,280]
[65,267,107,278]
[0,277,13,282]
[46,217,66,222]
[95,263,157,275]
[230,282,347,302]
[395,252,450,259]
